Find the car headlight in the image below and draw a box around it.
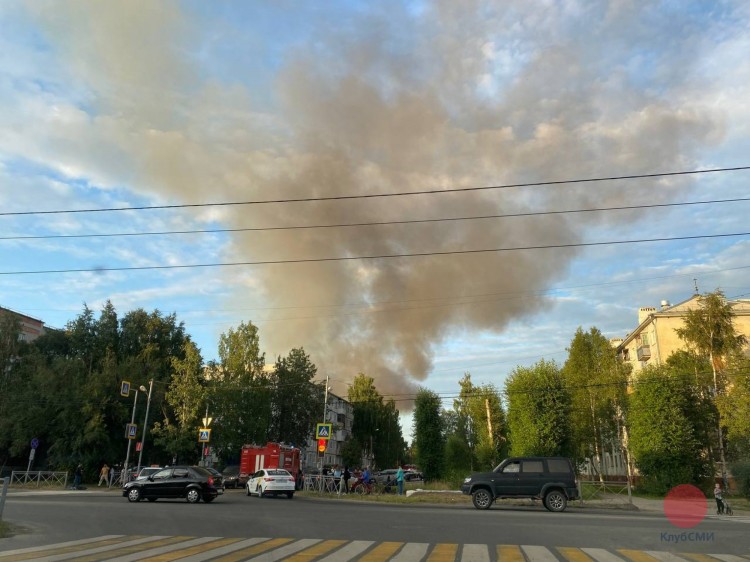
[463,477,472,483]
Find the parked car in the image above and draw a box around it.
[221,465,245,489]
[373,469,398,484]
[245,468,295,498]
[135,466,162,481]
[404,470,423,482]
[460,456,579,512]
[206,467,226,491]
[122,465,223,503]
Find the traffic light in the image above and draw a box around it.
[317,439,326,453]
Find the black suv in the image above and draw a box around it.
[461,456,579,512]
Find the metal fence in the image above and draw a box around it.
[10,471,68,488]
[303,474,340,493]
[578,479,632,506]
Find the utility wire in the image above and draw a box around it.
[2,166,748,217]
[3,196,749,241]
[2,231,749,276]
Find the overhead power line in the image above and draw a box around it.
[2,166,748,217]
[2,230,749,276]
[3,196,749,241]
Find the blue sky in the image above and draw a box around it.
[1,1,750,440]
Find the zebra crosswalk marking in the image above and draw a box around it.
[139,537,244,562]
[358,541,404,562]
[175,538,270,562]
[682,555,719,562]
[3,536,750,562]
[210,538,294,562]
[619,550,661,562]
[646,552,695,562]
[460,544,490,562]
[0,535,136,562]
[524,545,563,562]
[427,543,458,562]
[70,536,193,562]
[498,545,526,562]
[285,539,348,562]
[318,541,375,562]
[581,548,626,562]
[558,547,594,562]
[0,535,123,560]
[23,536,152,562]
[245,538,321,561]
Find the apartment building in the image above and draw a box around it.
[616,295,750,374]
[0,305,46,343]
[302,391,354,470]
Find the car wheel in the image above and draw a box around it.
[186,488,201,503]
[472,488,493,510]
[544,490,567,512]
[147,497,157,502]
[127,488,141,502]
[287,492,294,499]
[257,484,264,498]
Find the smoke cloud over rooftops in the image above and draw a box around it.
[17,1,731,400]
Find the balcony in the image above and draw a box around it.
[636,345,651,361]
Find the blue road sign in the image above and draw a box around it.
[31,438,39,450]
[316,423,332,440]
[198,428,211,443]
[120,381,131,397]
[126,423,137,439]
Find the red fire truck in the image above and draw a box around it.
[239,442,301,484]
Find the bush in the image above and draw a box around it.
[730,460,750,499]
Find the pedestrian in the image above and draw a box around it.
[98,463,109,486]
[396,465,405,496]
[333,465,342,495]
[714,483,724,514]
[342,466,351,494]
[73,464,83,489]
[296,468,304,491]
[108,465,115,488]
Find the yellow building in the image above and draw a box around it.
[616,295,750,374]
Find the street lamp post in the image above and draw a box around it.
[122,385,146,482]
[136,379,154,475]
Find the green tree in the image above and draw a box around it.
[627,365,710,493]
[452,373,507,471]
[675,290,747,484]
[347,373,405,469]
[268,347,323,446]
[413,388,444,480]
[152,340,206,464]
[505,359,572,457]
[562,327,629,479]
[209,321,271,460]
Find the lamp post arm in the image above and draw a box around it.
[136,380,154,474]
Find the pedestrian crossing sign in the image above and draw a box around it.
[198,428,211,443]
[126,423,137,439]
[316,423,332,440]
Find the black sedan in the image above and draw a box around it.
[123,466,222,503]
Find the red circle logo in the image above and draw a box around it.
[663,484,707,528]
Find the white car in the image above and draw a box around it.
[245,468,295,498]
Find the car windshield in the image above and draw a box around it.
[191,466,211,477]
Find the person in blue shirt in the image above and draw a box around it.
[396,466,405,496]
[363,466,371,484]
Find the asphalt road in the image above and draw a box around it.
[1,489,749,561]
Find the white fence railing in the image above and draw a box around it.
[10,471,68,488]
